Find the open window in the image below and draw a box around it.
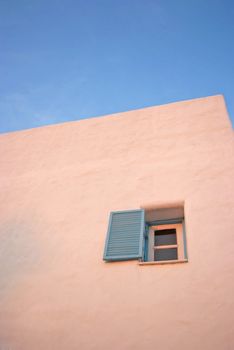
[103,206,188,264]
[147,223,185,262]
[143,206,187,264]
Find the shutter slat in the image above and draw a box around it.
[103,209,145,261]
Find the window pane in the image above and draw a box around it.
[154,229,177,246]
[154,248,178,261]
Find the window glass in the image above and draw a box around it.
[154,248,178,261]
[154,229,177,246]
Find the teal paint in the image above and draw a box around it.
[182,219,188,260]
[144,224,149,262]
[146,218,184,226]
[103,209,145,261]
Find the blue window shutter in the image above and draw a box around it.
[103,209,145,261]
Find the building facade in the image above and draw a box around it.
[0,95,234,349]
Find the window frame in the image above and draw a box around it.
[143,217,188,264]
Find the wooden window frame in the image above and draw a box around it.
[145,220,187,263]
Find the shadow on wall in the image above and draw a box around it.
[0,220,41,300]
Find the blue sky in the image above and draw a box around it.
[0,0,234,133]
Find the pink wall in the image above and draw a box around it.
[0,95,234,350]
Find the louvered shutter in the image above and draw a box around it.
[103,209,145,261]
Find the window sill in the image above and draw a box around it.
[139,259,188,266]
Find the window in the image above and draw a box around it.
[147,223,185,262]
[103,207,188,264]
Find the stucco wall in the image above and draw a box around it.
[0,95,234,350]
